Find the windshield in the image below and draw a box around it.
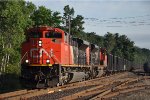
[45,32,62,38]
[30,32,42,38]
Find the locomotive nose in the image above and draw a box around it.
[29,39,52,65]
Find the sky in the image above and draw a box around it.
[27,0,150,49]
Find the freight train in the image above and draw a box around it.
[20,26,133,88]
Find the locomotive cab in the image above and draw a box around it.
[21,26,65,66]
[21,26,68,88]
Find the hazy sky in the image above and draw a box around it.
[27,0,150,49]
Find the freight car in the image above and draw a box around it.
[20,26,132,88]
[143,62,150,73]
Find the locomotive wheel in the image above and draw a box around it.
[47,78,59,87]
[36,79,46,88]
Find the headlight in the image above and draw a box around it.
[39,43,42,46]
[39,40,42,46]
[25,60,29,63]
[46,60,50,64]
[38,40,42,44]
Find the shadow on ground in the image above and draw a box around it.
[0,74,24,93]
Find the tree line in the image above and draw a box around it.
[0,0,149,74]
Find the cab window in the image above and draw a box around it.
[45,32,62,38]
[30,32,42,38]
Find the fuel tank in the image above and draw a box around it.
[68,72,89,83]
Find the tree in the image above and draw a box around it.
[30,6,52,26]
[85,32,103,47]
[71,15,85,34]
[0,0,36,74]
[103,32,135,61]
[63,5,74,19]
[63,5,75,33]
[31,6,62,27]
[51,11,63,27]
[63,5,85,36]
[103,32,116,53]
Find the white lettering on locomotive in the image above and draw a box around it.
[30,48,53,58]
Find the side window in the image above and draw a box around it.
[45,32,62,38]
[45,32,51,38]
[45,32,62,44]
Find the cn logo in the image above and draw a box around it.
[30,48,38,58]
[30,48,52,58]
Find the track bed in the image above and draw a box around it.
[1,72,150,100]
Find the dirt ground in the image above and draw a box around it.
[111,74,150,100]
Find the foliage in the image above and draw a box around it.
[30,6,52,26]
[51,11,63,27]
[85,32,104,47]
[63,5,85,35]
[30,6,62,27]
[71,15,85,34]
[103,32,135,61]
[103,32,116,53]
[63,5,74,18]
[134,47,150,66]
[0,0,36,74]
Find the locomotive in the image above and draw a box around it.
[21,26,132,88]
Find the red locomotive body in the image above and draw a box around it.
[21,26,107,88]
[21,27,74,65]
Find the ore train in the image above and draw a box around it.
[21,26,133,88]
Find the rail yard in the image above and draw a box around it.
[1,71,150,100]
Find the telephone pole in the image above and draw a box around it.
[68,15,71,35]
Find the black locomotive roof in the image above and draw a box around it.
[72,37,89,50]
[91,44,99,52]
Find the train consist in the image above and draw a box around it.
[21,26,133,88]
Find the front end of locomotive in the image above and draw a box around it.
[20,26,63,88]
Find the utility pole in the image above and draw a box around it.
[68,15,71,65]
[68,15,71,35]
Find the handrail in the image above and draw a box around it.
[18,51,28,66]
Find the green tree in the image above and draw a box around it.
[71,15,85,34]
[118,35,134,60]
[103,32,116,53]
[31,6,62,27]
[0,0,36,74]
[51,11,62,27]
[63,5,75,33]
[63,5,85,36]
[63,5,74,20]
[30,6,52,26]
[85,32,103,47]
[134,47,150,68]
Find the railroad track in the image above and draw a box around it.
[0,72,149,100]
[90,77,150,100]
